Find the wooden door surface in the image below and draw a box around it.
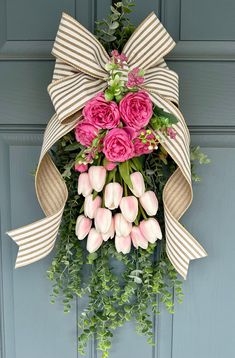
[1,1,235,357]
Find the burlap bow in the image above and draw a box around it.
[7,12,207,279]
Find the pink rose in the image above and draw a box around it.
[83,93,120,129]
[119,90,153,130]
[103,128,134,163]
[75,163,88,172]
[75,120,98,147]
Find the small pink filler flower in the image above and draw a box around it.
[127,67,144,88]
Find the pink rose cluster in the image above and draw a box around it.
[75,90,155,167]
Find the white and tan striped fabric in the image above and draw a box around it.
[7,12,207,278]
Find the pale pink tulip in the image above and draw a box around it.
[94,208,112,234]
[139,218,162,243]
[88,166,106,192]
[115,235,131,254]
[140,191,158,216]
[131,226,148,249]
[86,228,103,253]
[84,194,102,219]
[104,182,123,210]
[75,215,92,240]
[102,218,115,241]
[77,173,92,197]
[130,172,145,197]
[114,213,132,237]
[120,196,138,223]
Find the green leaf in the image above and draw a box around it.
[153,106,178,124]
[118,161,133,189]
[109,21,119,30]
[110,6,120,15]
[102,34,117,42]
[64,142,82,152]
[130,157,143,172]
[123,6,132,13]
[87,252,98,263]
[105,89,114,101]
[131,269,143,275]
[129,276,142,284]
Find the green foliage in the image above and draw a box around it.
[191,146,210,182]
[151,106,178,131]
[95,0,135,52]
[47,134,184,357]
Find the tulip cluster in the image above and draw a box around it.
[75,165,162,254]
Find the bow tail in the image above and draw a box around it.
[150,92,207,279]
[7,114,79,268]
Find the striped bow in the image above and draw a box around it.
[7,12,207,279]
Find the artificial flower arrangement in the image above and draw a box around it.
[74,51,177,254]
[8,2,209,357]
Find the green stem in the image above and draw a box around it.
[123,181,128,197]
[139,203,147,220]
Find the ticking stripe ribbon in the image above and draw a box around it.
[7,12,207,279]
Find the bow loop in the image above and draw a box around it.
[123,12,175,70]
[52,13,109,79]
[48,72,106,123]
[143,67,179,106]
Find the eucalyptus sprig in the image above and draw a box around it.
[95,0,135,52]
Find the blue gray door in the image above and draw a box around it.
[1,0,235,357]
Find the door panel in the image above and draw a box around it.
[0,0,234,357]
[173,144,235,358]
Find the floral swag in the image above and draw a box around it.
[7,2,209,357]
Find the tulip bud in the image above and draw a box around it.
[94,208,112,234]
[75,163,88,173]
[139,218,162,243]
[120,196,138,223]
[114,213,132,237]
[104,182,123,210]
[115,235,131,254]
[102,218,115,241]
[77,173,92,197]
[86,228,103,253]
[130,172,145,197]
[88,166,106,192]
[75,215,92,240]
[131,226,148,249]
[84,194,102,219]
[104,161,117,171]
[140,191,158,216]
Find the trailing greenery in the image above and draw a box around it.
[48,133,184,357]
[191,146,210,182]
[47,3,209,357]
